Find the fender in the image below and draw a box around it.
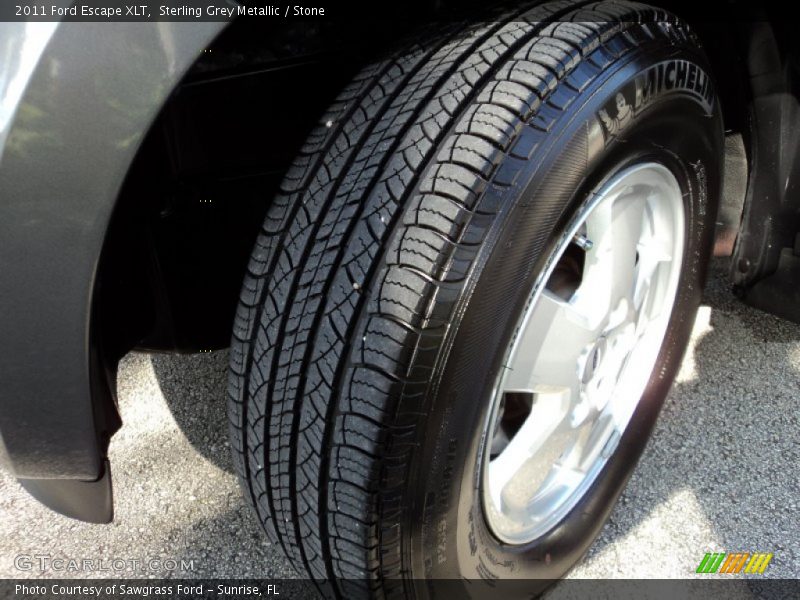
[0,20,226,521]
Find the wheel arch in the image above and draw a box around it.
[0,21,227,521]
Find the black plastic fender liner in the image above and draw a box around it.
[728,19,800,323]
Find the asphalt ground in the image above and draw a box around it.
[1,259,798,586]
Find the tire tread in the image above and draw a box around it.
[228,2,693,596]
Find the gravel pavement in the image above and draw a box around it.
[1,259,798,584]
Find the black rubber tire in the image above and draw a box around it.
[228,2,723,597]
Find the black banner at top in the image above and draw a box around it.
[0,0,793,23]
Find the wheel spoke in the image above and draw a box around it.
[503,290,595,393]
[489,386,571,510]
[582,190,648,320]
[564,414,616,471]
[492,402,575,517]
[632,233,674,335]
[520,462,585,520]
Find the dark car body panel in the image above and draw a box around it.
[0,21,225,518]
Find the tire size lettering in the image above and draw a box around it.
[436,518,447,564]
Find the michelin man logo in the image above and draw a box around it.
[595,61,716,143]
[598,92,633,138]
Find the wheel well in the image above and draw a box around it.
[94,20,411,359]
[686,7,800,323]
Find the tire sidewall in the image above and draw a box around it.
[408,41,724,595]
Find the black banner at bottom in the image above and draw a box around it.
[1,579,799,600]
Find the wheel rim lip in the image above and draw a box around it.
[480,162,686,546]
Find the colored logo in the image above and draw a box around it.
[696,552,773,574]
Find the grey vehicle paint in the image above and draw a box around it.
[0,20,226,482]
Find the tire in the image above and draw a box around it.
[228,2,723,598]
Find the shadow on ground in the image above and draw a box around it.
[150,351,234,474]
